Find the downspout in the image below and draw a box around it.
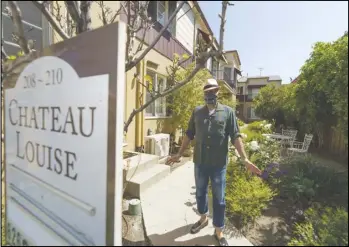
[135,61,142,152]
[124,71,128,147]
[140,60,146,149]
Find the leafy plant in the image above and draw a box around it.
[217,80,237,109]
[247,139,281,171]
[253,32,348,147]
[241,128,266,143]
[166,63,211,136]
[247,120,272,133]
[260,162,287,187]
[225,157,276,226]
[283,172,318,204]
[279,155,348,208]
[288,206,348,246]
[237,118,245,127]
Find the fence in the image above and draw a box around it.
[327,128,348,160]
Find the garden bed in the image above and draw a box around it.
[226,121,348,246]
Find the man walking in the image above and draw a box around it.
[166,78,261,246]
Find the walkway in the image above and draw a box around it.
[141,161,253,246]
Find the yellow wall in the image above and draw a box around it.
[52,1,122,43]
[123,40,176,151]
[50,2,216,152]
[51,3,177,151]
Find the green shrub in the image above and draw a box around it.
[246,120,265,131]
[225,157,276,226]
[241,128,266,143]
[288,206,348,246]
[246,120,273,134]
[279,155,348,209]
[237,118,245,127]
[241,120,273,143]
[245,139,281,171]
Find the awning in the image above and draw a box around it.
[197,28,211,44]
[197,28,227,63]
[234,67,242,76]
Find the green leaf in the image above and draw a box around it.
[8,55,17,60]
[145,74,153,91]
[182,53,190,59]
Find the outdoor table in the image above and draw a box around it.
[262,134,293,156]
[262,133,293,141]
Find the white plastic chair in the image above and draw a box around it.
[281,129,298,147]
[287,134,313,156]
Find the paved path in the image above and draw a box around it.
[141,161,253,246]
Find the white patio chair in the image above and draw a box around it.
[287,134,313,156]
[281,129,298,147]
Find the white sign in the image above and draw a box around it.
[4,56,122,246]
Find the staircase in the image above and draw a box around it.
[123,151,170,198]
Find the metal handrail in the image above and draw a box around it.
[209,69,236,88]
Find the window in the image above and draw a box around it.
[211,60,218,78]
[251,88,259,98]
[2,2,52,55]
[238,86,244,95]
[250,107,259,119]
[224,67,232,82]
[145,70,167,117]
[248,88,260,99]
[157,1,166,26]
[148,1,177,34]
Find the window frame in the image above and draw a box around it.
[251,88,259,99]
[250,107,260,119]
[145,69,168,118]
[156,1,176,35]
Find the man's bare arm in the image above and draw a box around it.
[233,137,248,161]
[178,135,192,156]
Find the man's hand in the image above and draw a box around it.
[243,158,262,176]
[166,154,181,166]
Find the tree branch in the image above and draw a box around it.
[52,1,66,30]
[32,1,70,40]
[8,1,30,54]
[96,1,108,25]
[124,0,232,132]
[125,1,185,72]
[65,1,80,23]
[124,62,205,132]
[2,44,9,60]
[218,1,233,52]
[2,51,37,81]
[132,2,151,57]
[79,1,92,32]
[125,1,132,63]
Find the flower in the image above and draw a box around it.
[264,123,272,129]
[261,170,269,180]
[249,141,260,151]
[261,162,287,180]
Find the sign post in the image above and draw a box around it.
[3,21,126,246]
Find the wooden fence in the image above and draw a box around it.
[327,128,348,160]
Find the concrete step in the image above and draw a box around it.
[125,164,170,198]
[123,152,160,181]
